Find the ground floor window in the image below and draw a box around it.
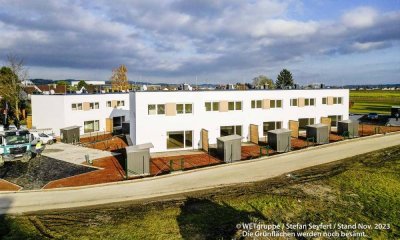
[220,125,242,137]
[299,118,315,130]
[84,120,100,133]
[328,115,342,127]
[167,130,193,149]
[263,121,282,135]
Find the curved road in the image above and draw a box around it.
[1,133,399,214]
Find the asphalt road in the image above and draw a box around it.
[1,132,399,214]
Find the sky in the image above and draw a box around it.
[0,0,399,85]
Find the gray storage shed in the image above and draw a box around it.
[267,128,292,152]
[306,124,329,144]
[337,120,359,138]
[217,135,242,163]
[125,143,154,178]
[60,126,80,144]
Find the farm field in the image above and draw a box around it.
[350,90,400,114]
[1,145,399,239]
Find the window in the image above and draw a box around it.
[148,104,156,115]
[270,100,275,108]
[220,125,242,137]
[113,116,125,127]
[84,120,99,133]
[277,100,282,108]
[157,104,165,114]
[251,100,262,109]
[205,102,212,111]
[77,103,82,110]
[328,115,343,127]
[338,97,343,104]
[228,101,235,111]
[290,99,298,106]
[270,100,282,108]
[167,130,193,149]
[177,104,184,114]
[333,97,338,104]
[263,121,282,135]
[212,102,219,111]
[94,102,99,109]
[299,118,315,130]
[185,104,193,114]
[120,100,125,106]
[72,103,77,110]
[235,101,242,110]
[304,98,315,106]
[90,102,94,109]
[107,101,112,107]
[322,97,327,104]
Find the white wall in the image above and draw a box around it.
[130,89,349,152]
[32,93,130,136]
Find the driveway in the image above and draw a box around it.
[1,132,399,214]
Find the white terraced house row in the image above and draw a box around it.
[31,93,130,136]
[129,89,349,152]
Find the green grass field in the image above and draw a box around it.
[1,146,399,239]
[350,90,400,114]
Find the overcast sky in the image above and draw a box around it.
[0,0,399,85]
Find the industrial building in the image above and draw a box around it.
[129,89,349,152]
[31,93,130,136]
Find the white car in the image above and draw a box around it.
[31,132,55,145]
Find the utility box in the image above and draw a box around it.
[125,143,154,178]
[306,124,329,144]
[391,106,400,117]
[216,135,242,163]
[60,126,81,144]
[338,120,359,138]
[267,128,292,152]
[122,121,130,134]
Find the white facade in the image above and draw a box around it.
[31,93,129,136]
[130,89,349,152]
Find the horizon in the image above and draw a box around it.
[1,1,399,85]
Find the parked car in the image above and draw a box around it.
[31,132,55,145]
[367,113,379,120]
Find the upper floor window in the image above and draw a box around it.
[228,101,242,111]
[148,104,165,115]
[177,103,193,114]
[270,99,282,108]
[89,102,99,109]
[304,98,315,106]
[72,103,82,111]
[251,100,262,109]
[290,99,298,106]
[117,100,125,107]
[205,102,219,111]
[107,101,112,107]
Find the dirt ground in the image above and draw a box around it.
[359,124,400,136]
[44,156,126,189]
[0,156,96,190]
[241,145,275,160]
[0,179,21,191]
[150,154,222,176]
[82,136,128,152]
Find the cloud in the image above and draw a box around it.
[0,1,399,84]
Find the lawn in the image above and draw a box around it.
[350,90,400,114]
[1,146,400,239]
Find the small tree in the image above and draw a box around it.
[252,75,275,89]
[111,65,129,91]
[0,55,27,122]
[77,80,88,90]
[275,69,294,89]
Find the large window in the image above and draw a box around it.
[113,116,125,128]
[299,118,315,130]
[220,125,242,137]
[263,121,282,135]
[84,120,99,133]
[328,115,343,127]
[167,130,193,149]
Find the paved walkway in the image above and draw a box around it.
[43,142,118,165]
[1,133,399,214]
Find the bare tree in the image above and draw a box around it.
[0,55,28,121]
